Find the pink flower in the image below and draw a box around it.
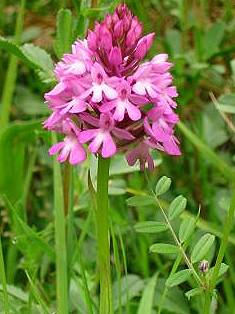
[100,80,143,121]
[49,120,86,164]
[44,4,181,170]
[81,63,118,102]
[79,114,116,158]
[79,113,134,158]
[49,135,86,164]
[126,142,154,171]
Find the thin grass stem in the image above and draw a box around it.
[0,0,25,128]
[0,236,9,314]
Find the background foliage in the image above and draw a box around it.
[0,0,235,313]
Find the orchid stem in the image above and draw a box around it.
[96,156,112,314]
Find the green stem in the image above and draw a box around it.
[0,0,25,128]
[0,236,9,314]
[155,196,203,286]
[203,290,211,314]
[209,181,235,291]
[52,133,69,314]
[63,162,71,216]
[96,156,112,314]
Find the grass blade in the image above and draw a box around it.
[25,271,50,314]
[137,273,158,314]
[0,236,9,314]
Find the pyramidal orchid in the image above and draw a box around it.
[44,3,180,171]
[44,4,180,313]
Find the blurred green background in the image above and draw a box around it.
[0,0,235,313]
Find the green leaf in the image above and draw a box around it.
[155,279,190,314]
[0,120,42,203]
[207,263,229,279]
[202,104,228,149]
[15,85,49,115]
[134,221,167,233]
[0,237,9,313]
[191,234,215,263]
[166,269,192,287]
[218,94,235,113]
[179,218,195,243]
[0,284,28,303]
[155,176,171,196]
[150,243,178,254]
[0,36,55,84]
[25,271,50,314]
[137,273,158,314]
[203,22,225,60]
[21,43,54,80]
[168,196,187,220]
[0,36,28,61]
[126,195,155,207]
[185,288,203,300]
[165,29,182,56]
[113,275,144,311]
[3,196,54,260]
[55,9,72,58]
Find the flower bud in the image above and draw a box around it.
[199,260,209,273]
[87,30,97,51]
[134,33,155,60]
[100,25,113,51]
[114,20,124,38]
[109,47,122,66]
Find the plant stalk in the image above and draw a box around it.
[52,133,69,314]
[96,156,112,314]
[0,0,25,128]
[203,290,211,314]
[0,236,9,314]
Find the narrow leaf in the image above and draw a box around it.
[55,9,72,57]
[3,196,54,259]
[179,217,195,243]
[137,273,158,314]
[207,263,229,279]
[150,243,178,254]
[134,221,167,233]
[155,176,171,196]
[191,234,215,263]
[25,271,50,314]
[185,288,203,300]
[0,237,9,313]
[168,196,187,220]
[126,195,155,207]
[166,269,192,287]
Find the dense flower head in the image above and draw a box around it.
[44,3,181,170]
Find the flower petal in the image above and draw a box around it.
[49,142,64,155]
[101,133,116,157]
[79,129,97,143]
[69,143,87,164]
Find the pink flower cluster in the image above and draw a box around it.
[44,4,180,170]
